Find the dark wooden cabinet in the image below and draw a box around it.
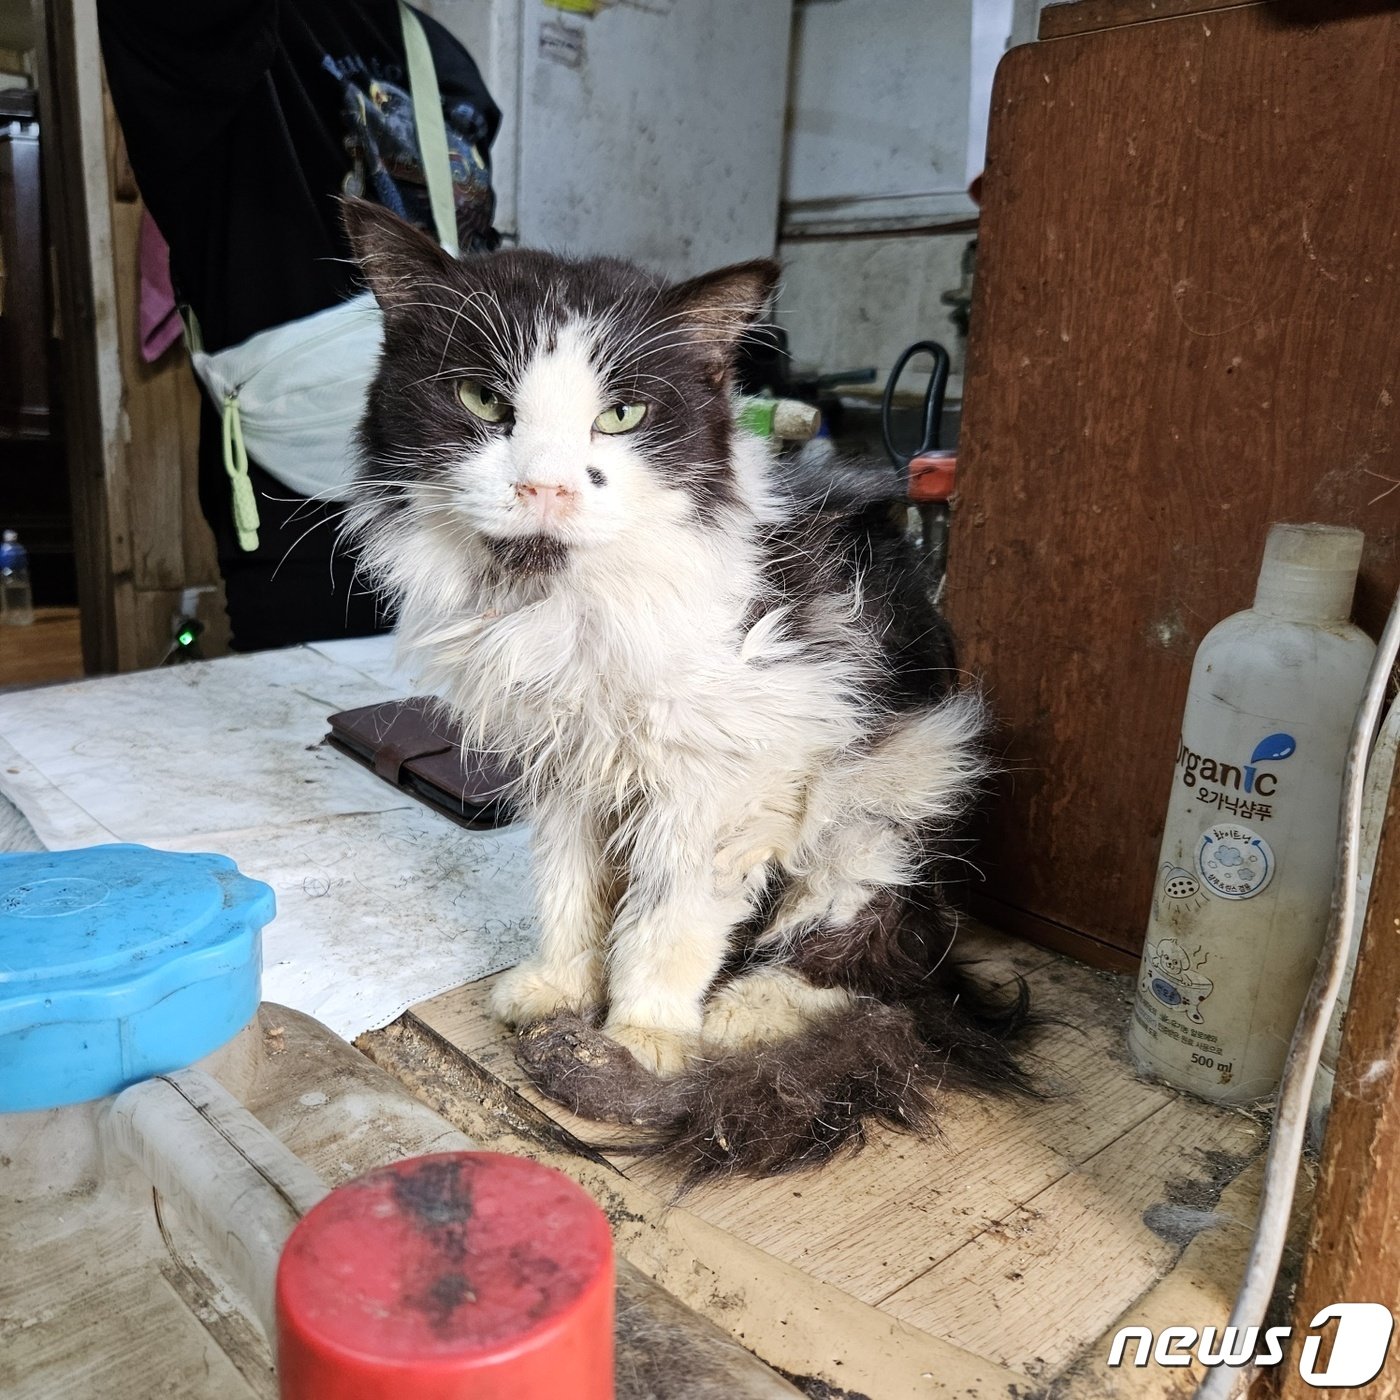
[945,0,1400,968]
[1,91,75,606]
[1,94,52,437]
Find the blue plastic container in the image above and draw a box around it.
[0,844,273,1112]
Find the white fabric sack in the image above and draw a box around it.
[190,292,384,502]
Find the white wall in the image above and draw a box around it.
[422,0,1049,390]
[424,0,792,280]
[775,230,973,390]
[968,0,1015,186]
[783,0,979,236]
[774,0,1021,388]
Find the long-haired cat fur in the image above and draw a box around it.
[341,198,1035,1180]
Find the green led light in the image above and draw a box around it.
[177,628,196,647]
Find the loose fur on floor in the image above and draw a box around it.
[341,196,1035,1179]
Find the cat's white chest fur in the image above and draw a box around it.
[441,566,861,809]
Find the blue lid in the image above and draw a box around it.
[0,530,26,569]
[0,844,273,1111]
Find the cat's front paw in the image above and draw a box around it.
[490,959,601,1027]
[604,1020,695,1078]
[702,968,855,1049]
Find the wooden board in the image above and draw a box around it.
[1283,774,1400,1400]
[1053,1151,1314,1399]
[944,2,1400,962]
[1041,0,1400,40]
[407,926,1267,1382]
[877,1097,1260,1376]
[361,1012,1031,1400]
[33,0,124,674]
[0,607,84,689]
[1039,0,1265,40]
[2,1002,804,1400]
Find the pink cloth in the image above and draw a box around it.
[138,209,182,363]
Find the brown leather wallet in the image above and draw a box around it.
[326,697,518,829]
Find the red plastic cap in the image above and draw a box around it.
[276,1152,614,1400]
[909,450,957,503]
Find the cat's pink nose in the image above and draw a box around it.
[514,482,573,504]
[514,481,577,524]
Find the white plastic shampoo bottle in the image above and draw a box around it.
[1128,523,1374,1104]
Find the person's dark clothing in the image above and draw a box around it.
[98,0,499,650]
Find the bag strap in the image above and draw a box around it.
[399,2,460,257]
[182,305,262,552]
[220,394,262,552]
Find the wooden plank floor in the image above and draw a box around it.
[408,924,1269,1389]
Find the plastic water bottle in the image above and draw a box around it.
[1128,523,1374,1104]
[0,529,34,626]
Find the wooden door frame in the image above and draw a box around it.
[32,0,125,673]
[32,0,224,672]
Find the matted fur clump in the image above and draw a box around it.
[341,197,1036,1180]
[519,965,1034,1184]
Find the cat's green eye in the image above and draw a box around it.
[458,379,510,423]
[593,402,647,435]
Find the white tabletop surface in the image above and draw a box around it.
[0,637,535,1038]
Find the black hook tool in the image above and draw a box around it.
[880,339,950,466]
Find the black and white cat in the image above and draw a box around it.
[342,199,1033,1177]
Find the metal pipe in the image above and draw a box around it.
[103,1068,329,1343]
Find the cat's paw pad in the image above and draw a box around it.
[605,1021,694,1078]
[490,961,599,1027]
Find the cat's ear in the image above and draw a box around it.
[660,259,780,382]
[341,197,459,315]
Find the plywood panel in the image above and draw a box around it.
[411,926,1265,1361]
[878,1096,1262,1376]
[361,1014,1028,1400]
[1038,0,1262,40]
[618,959,1172,1306]
[1035,1150,1315,1396]
[944,3,1400,961]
